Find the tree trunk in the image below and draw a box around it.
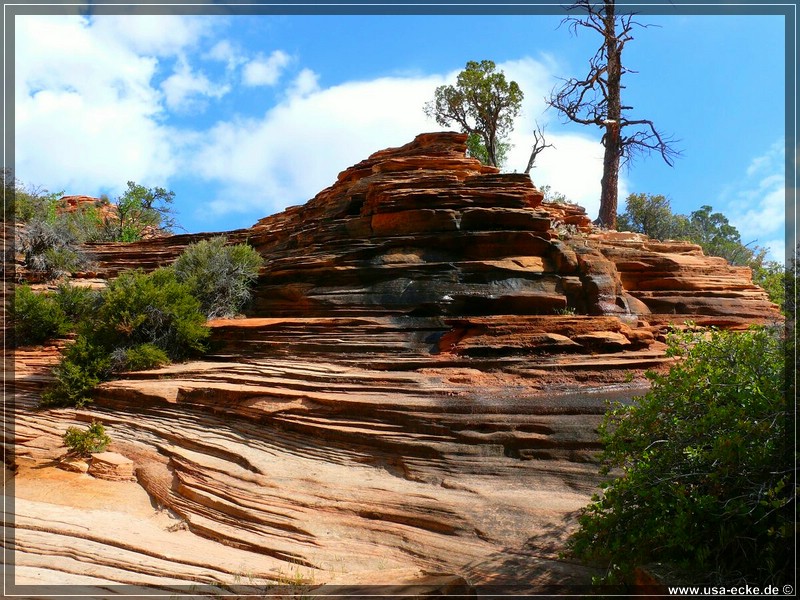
[598,0,621,229]
[599,126,620,228]
[484,129,498,167]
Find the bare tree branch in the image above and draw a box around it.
[524,122,555,174]
[546,0,680,228]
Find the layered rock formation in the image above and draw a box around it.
[78,132,779,348]
[8,132,780,594]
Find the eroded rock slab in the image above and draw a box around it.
[88,451,135,481]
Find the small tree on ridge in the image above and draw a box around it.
[425,60,523,168]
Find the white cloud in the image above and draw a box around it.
[161,57,230,111]
[287,68,321,98]
[191,74,446,219]
[88,14,214,57]
[498,56,620,220]
[720,140,786,261]
[15,15,176,194]
[745,139,784,178]
[205,40,244,71]
[508,131,610,219]
[242,50,291,87]
[13,18,614,231]
[188,55,614,225]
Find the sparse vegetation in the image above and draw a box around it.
[539,185,574,204]
[11,174,179,280]
[617,194,765,266]
[34,230,267,408]
[63,421,111,455]
[4,169,63,223]
[552,222,581,240]
[173,236,263,319]
[103,181,177,242]
[17,218,91,280]
[569,326,793,585]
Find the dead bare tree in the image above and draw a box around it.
[547,0,680,228]
[524,122,555,174]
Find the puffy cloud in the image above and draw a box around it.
[242,50,291,87]
[14,16,612,231]
[205,40,245,71]
[14,15,177,194]
[187,55,615,226]
[161,57,230,111]
[508,131,608,219]
[87,14,215,57]
[287,68,321,99]
[745,139,785,178]
[190,74,447,219]
[720,140,786,261]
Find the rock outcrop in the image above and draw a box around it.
[8,132,780,593]
[80,131,779,336]
[87,451,135,482]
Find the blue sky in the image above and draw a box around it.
[12,6,790,260]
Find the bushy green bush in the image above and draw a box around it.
[41,337,111,407]
[92,268,209,358]
[116,343,170,372]
[172,236,263,319]
[63,421,111,455]
[14,285,70,346]
[569,326,793,585]
[53,283,100,323]
[43,269,209,407]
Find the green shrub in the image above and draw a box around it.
[53,283,100,323]
[11,179,63,224]
[91,268,209,359]
[63,421,111,455]
[117,343,170,371]
[64,203,106,243]
[101,181,177,242]
[43,269,209,407]
[42,246,86,277]
[569,326,792,585]
[14,285,70,346]
[41,337,111,407]
[172,236,263,319]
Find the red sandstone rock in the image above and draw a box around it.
[74,132,778,332]
[8,132,781,590]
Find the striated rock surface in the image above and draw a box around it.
[8,132,781,593]
[87,451,135,482]
[78,132,779,327]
